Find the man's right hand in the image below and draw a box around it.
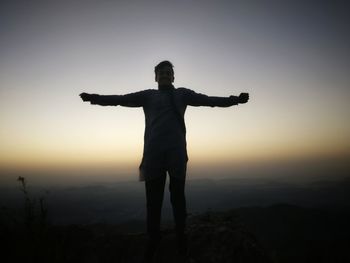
[80,93,98,102]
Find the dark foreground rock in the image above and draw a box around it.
[4,205,349,263]
[2,210,271,263]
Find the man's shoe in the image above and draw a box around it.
[176,232,188,257]
[143,236,161,263]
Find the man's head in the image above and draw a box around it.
[154,60,174,86]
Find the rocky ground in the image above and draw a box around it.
[2,209,270,263]
[2,205,349,263]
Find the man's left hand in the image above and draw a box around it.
[238,93,249,104]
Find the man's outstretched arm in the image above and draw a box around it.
[184,89,249,107]
[79,90,148,107]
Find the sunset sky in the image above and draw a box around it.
[1,0,349,185]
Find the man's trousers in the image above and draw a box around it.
[144,169,187,241]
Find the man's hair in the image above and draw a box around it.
[154,60,174,76]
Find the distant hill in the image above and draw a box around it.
[2,176,350,225]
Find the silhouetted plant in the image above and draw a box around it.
[17,176,35,229]
[17,176,49,232]
[12,176,56,262]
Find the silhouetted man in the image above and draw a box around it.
[80,60,249,262]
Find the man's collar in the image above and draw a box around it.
[158,84,175,91]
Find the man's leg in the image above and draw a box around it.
[169,175,187,234]
[168,169,188,255]
[167,149,187,236]
[144,170,166,261]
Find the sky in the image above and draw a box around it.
[0,0,349,185]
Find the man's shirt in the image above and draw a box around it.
[90,87,239,181]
